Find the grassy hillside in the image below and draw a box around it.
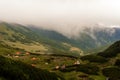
[0,22,83,57]
[98,40,120,57]
[0,55,61,80]
[1,38,120,80]
[1,22,120,54]
[0,41,24,56]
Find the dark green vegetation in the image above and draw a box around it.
[98,40,120,57]
[102,67,120,80]
[60,64,99,75]
[97,40,120,80]
[81,55,108,63]
[0,56,60,80]
[115,59,120,67]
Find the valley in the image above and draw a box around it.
[0,0,120,80]
[0,22,120,80]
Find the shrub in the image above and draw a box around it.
[81,55,108,63]
[102,67,120,80]
[115,59,120,67]
[76,64,99,75]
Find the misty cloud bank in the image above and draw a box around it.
[33,23,119,39]
[0,0,120,38]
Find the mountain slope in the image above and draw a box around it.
[1,22,120,55]
[0,22,83,57]
[30,25,120,53]
[74,26,120,51]
[29,26,71,42]
[98,40,120,57]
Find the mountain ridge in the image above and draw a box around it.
[1,22,120,54]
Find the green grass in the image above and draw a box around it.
[4,41,48,53]
[90,75,106,80]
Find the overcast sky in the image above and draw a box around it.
[0,0,120,37]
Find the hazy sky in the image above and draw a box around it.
[0,0,120,37]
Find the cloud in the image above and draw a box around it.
[0,0,120,37]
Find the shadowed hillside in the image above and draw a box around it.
[98,40,120,57]
[0,55,62,80]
